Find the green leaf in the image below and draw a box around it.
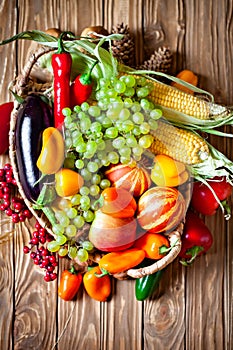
[0,30,58,46]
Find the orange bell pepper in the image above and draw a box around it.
[133,232,170,260]
[83,266,111,302]
[58,266,82,301]
[98,248,145,275]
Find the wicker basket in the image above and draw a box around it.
[9,47,187,279]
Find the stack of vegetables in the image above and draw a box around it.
[0,28,232,302]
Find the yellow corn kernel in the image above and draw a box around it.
[149,120,209,165]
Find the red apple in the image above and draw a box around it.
[89,211,137,252]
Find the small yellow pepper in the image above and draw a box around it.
[37,127,65,174]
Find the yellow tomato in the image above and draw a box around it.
[55,168,84,197]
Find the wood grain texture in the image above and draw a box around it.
[0,1,232,349]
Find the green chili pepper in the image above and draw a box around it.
[135,259,164,301]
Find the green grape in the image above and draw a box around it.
[80,168,92,181]
[132,145,143,156]
[75,159,84,169]
[119,108,130,121]
[100,159,110,167]
[68,246,78,259]
[83,210,95,222]
[90,121,102,133]
[120,156,131,164]
[136,76,147,86]
[112,136,126,149]
[86,140,97,154]
[124,87,135,97]
[56,234,67,245]
[139,135,153,148]
[124,97,133,108]
[47,241,60,253]
[88,105,101,117]
[132,112,144,124]
[96,139,106,151]
[114,80,126,93]
[59,215,70,228]
[81,241,94,251]
[76,142,87,153]
[105,127,118,139]
[102,117,113,128]
[77,248,89,262]
[65,225,77,238]
[108,151,120,164]
[100,179,111,189]
[80,195,91,208]
[71,194,81,206]
[58,198,72,210]
[148,119,158,130]
[65,137,72,148]
[66,207,78,219]
[132,125,141,136]
[81,102,90,111]
[89,184,100,196]
[107,89,118,98]
[73,215,85,228]
[80,118,92,131]
[52,224,65,235]
[97,99,109,110]
[78,111,87,119]
[62,107,72,117]
[79,186,90,196]
[136,86,150,98]
[139,122,150,134]
[126,135,137,147]
[140,98,151,110]
[121,75,136,87]
[73,105,82,113]
[119,146,131,158]
[91,174,102,184]
[121,120,134,132]
[131,102,141,113]
[150,108,163,120]
[97,150,107,160]
[87,161,99,173]
[58,247,68,257]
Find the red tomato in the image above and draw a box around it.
[99,187,137,218]
[191,177,232,216]
[0,102,14,154]
[179,211,213,264]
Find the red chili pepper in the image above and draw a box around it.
[70,60,98,107]
[51,32,72,129]
[58,266,82,301]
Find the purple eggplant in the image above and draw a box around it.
[15,94,54,201]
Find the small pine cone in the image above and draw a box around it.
[139,46,173,73]
[111,23,135,67]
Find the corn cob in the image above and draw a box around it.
[130,75,228,120]
[149,119,209,165]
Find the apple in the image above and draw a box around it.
[89,211,137,252]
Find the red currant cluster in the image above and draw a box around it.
[23,221,58,282]
[0,163,33,223]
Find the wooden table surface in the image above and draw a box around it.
[0,1,232,349]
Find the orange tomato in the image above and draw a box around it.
[55,168,84,197]
[133,232,170,259]
[83,266,111,302]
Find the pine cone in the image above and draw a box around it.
[139,46,173,73]
[111,23,135,67]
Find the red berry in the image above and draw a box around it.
[44,275,52,282]
[23,246,30,254]
[31,237,39,245]
[12,214,20,223]
[5,208,13,216]
[50,272,57,280]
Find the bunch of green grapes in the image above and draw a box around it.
[63,74,162,173]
